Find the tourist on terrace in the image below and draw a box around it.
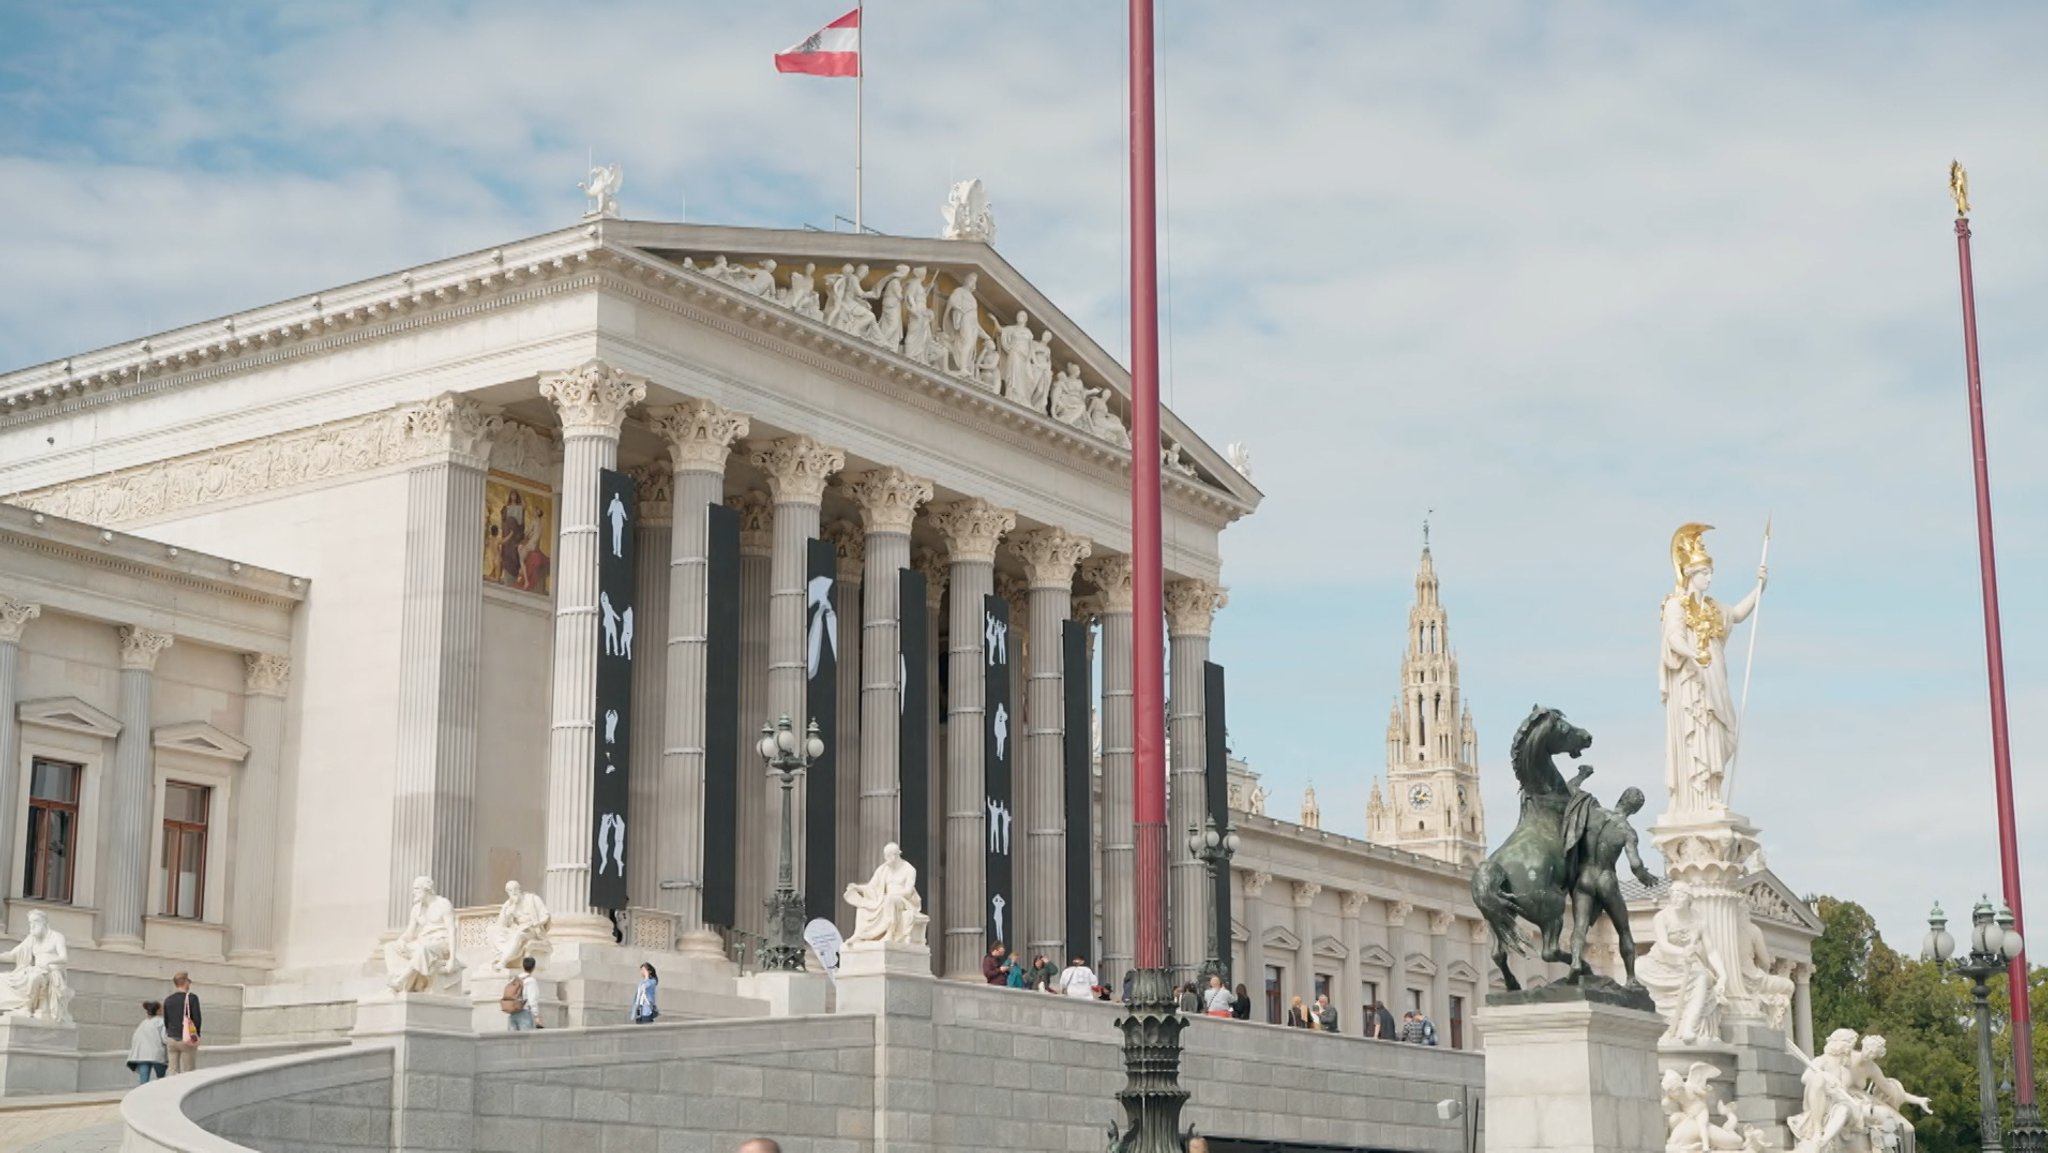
[632,963,659,1024]
[1231,983,1252,1020]
[1314,994,1338,1033]
[983,942,1013,986]
[1029,954,1059,991]
[1055,954,1099,999]
[1368,1000,1397,1039]
[1285,995,1311,1028]
[1202,975,1235,1018]
[1176,983,1201,1013]
[126,1000,168,1084]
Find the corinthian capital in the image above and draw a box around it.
[1165,579,1228,637]
[748,435,846,506]
[1292,881,1322,907]
[648,399,750,473]
[244,653,292,698]
[1429,910,1457,936]
[118,625,175,672]
[0,596,41,644]
[1080,555,1134,614]
[1385,900,1414,927]
[398,392,499,466]
[1011,528,1093,590]
[841,467,934,536]
[1341,891,1368,917]
[912,547,950,610]
[539,358,646,436]
[626,462,675,523]
[1242,870,1273,898]
[725,490,774,557]
[823,520,866,582]
[927,498,1016,565]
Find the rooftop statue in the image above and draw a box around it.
[580,163,624,220]
[941,178,997,244]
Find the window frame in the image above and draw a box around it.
[145,728,241,930]
[12,729,107,910]
[157,781,212,920]
[23,757,84,903]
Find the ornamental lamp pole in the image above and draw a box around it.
[1926,896,2027,1153]
[1186,816,1240,986]
[758,714,825,972]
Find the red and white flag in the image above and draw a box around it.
[774,8,860,77]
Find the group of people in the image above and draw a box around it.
[981,943,1110,999]
[124,972,203,1084]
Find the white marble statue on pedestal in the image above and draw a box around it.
[1638,882,1726,1045]
[580,163,624,220]
[902,268,940,365]
[0,910,72,1023]
[1049,364,1088,427]
[942,272,985,378]
[1663,1063,1765,1152]
[1661,524,1766,817]
[941,178,997,244]
[1084,389,1131,448]
[1739,919,1795,1030]
[383,876,462,994]
[484,880,552,973]
[842,842,929,946]
[1789,1029,1931,1153]
[997,312,1036,402]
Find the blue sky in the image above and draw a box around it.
[3,1,2046,950]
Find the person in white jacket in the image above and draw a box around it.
[1054,955,1099,999]
[127,1000,169,1083]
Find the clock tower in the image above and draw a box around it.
[1366,534,1486,866]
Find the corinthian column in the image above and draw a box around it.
[914,546,949,971]
[844,467,933,865]
[388,392,497,921]
[625,462,673,914]
[729,490,774,939]
[1083,554,1135,987]
[1293,882,1322,1001]
[104,625,174,949]
[538,359,646,940]
[749,435,845,895]
[1013,529,1091,963]
[823,519,865,903]
[0,597,42,909]
[928,498,1016,978]
[648,399,749,954]
[230,654,290,962]
[1165,578,1227,982]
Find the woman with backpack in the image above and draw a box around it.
[632,963,659,1024]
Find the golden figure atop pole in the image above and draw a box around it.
[1950,160,1971,218]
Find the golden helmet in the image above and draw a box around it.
[1670,523,1715,584]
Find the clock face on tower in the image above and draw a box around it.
[1408,784,1433,810]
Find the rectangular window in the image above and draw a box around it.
[1362,980,1380,1035]
[159,782,211,919]
[25,759,82,903]
[1313,973,1331,1003]
[1265,965,1283,1025]
[1449,995,1466,1050]
[1408,987,1425,1013]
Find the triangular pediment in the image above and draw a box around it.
[1263,926,1301,951]
[1446,960,1481,983]
[1313,934,1347,960]
[152,721,249,763]
[1357,944,1397,969]
[16,697,121,739]
[1404,952,1439,977]
[1743,870,1822,934]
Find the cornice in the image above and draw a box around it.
[0,506,307,611]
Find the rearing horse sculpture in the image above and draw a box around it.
[1470,705,1598,991]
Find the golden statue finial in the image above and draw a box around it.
[1669,523,1715,586]
[1950,160,1971,218]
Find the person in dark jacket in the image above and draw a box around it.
[1230,984,1252,1020]
[164,972,202,1075]
[981,942,1012,985]
[1176,984,1201,1014]
[1313,994,1338,1033]
[1369,1000,1398,1040]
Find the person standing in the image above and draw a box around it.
[163,973,201,1075]
[1030,954,1059,991]
[1176,983,1201,1014]
[1399,1010,1427,1044]
[1054,955,1099,999]
[1313,994,1339,1033]
[126,1000,168,1084]
[1285,995,1311,1029]
[1231,983,1252,1021]
[632,963,659,1024]
[982,942,1013,986]
[506,956,542,1031]
[1369,1000,1398,1040]
[1202,975,1235,1019]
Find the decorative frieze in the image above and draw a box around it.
[927,498,1015,565]
[1011,528,1093,590]
[488,419,556,481]
[648,399,750,473]
[1164,579,1228,638]
[748,435,845,506]
[244,653,291,698]
[840,466,933,536]
[0,596,39,644]
[1081,555,1135,614]
[725,490,774,557]
[118,625,174,672]
[538,358,645,435]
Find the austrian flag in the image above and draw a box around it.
[774,9,860,77]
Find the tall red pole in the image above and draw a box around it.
[1128,0,1167,971]
[1952,175,2040,1138]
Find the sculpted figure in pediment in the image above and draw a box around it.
[867,264,911,349]
[826,264,881,342]
[998,312,1036,402]
[1050,364,1088,427]
[902,268,939,363]
[727,259,779,299]
[782,262,824,320]
[942,273,985,377]
[1084,389,1130,448]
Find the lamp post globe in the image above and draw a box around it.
[1931,894,2033,1153]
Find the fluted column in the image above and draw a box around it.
[996,573,1030,958]
[930,498,1016,977]
[1429,910,1454,1031]
[914,547,949,974]
[625,462,673,913]
[824,520,864,902]
[1241,869,1271,1017]
[539,360,646,939]
[1386,900,1414,1009]
[104,625,174,949]
[1165,579,1227,982]
[1339,891,1366,1031]
[1793,963,1813,1053]
[1013,530,1091,963]
[648,399,750,952]
[1292,882,1320,1001]
[730,491,774,939]
[750,436,845,899]
[0,597,42,905]
[229,655,290,962]
[1085,555,1137,988]
[388,393,496,921]
[846,468,933,865]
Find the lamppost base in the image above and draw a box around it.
[2009,1105,2046,1153]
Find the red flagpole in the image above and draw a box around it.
[1951,170,2039,1133]
[1129,0,1167,971]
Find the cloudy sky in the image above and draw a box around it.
[4,1,2045,950]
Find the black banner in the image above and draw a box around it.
[983,594,1013,948]
[589,469,637,909]
[1063,620,1094,962]
[1204,661,1231,981]
[804,537,839,921]
[898,569,929,883]
[702,502,741,928]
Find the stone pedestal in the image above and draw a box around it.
[736,970,832,1017]
[835,942,935,1016]
[351,991,474,1039]
[1651,809,1769,1028]
[834,941,937,1152]
[1659,1025,1805,1149]
[1480,990,1666,1153]
[0,1017,80,1096]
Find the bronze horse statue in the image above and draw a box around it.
[1470,705,1598,991]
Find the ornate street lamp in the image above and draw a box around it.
[757,714,824,973]
[1925,896,2029,1153]
[1186,816,1240,985]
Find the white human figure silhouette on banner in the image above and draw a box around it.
[597,814,626,876]
[607,492,628,557]
[984,610,1006,666]
[987,799,1011,854]
[601,592,620,655]
[991,894,1006,942]
[620,606,634,660]
[807,575,837,675]
[993,702,1009,761]
[898,654,907,714]
[604,709,619,744]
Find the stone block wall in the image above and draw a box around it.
[123,1045,395,1153]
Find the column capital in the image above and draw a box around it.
[1429,910,1456,936]
[648,398,750,473]
[118,625,174,671]
[1070,595,1101,624]
[1164,579,1229,637]
[1385,900,1414,927]
[1011,528,1093,590]
[995,573,1029,625]
[244,653,292,698]
[912,547,950,610]
[1242,869,1273,898]
[0,596,41,644]
[626,461,675,524]
[927,498,1016,565]
[841,466,934,536]
[1080,555,1134,614]
[1340,890,1368,916]
[1292,881,1322,907]
[823,520,866,582]
[747,435,846,506]
[539,358,646,437]
[397,392,499,467]
[725,490,774,557]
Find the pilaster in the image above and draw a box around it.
[1085,554,1136,989]
[847,468,933,867]
[1385,900,1413,1008]
[229,654,290,962]
[1012,529,1090,963]
[1292,881,1321,1000]
[1165,578,1226,982]
[104,625,173,949]
[1340,891,1366,1028]
[0,596,41,917]
[1241,870,1272,1014]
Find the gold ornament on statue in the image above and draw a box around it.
[1666,523,1726,666]
[1950,160,1971,218]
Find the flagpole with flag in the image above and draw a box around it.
[775,6,864,231]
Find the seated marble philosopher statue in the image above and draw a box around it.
[843,843,928,946]
[484,880,552,972]
[384,875,461,993]
[0,909,73,1023]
